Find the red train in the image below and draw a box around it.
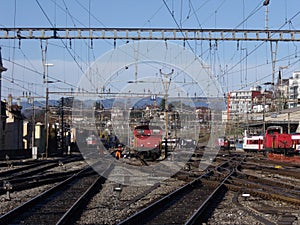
[133,125,162,160]
[243,126,299,155]
[263,126,296,155]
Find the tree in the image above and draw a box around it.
[160,98,166,111]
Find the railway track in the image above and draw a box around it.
[0,155,83,180]
[223,165,300,205]
[117,158,243,225]
[0,158,39,168]
[236,170,300,193]
[0,155,86,195]
[241,163,300,180]
[0,164,113,225]
[70,152,300,224]
[230,192,277,225]
[0,168,84,195]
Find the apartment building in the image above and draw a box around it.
[288,71,300,108]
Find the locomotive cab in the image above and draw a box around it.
[263,126,295,155]
[266,126,281,135]
[133,125,162,160]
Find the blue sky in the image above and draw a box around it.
[1,0,300,101]
[1,1,298,29]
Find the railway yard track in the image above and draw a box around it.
[0,156,84,187]
[0,154,84,178]
[0,151,299,224]
[0,163,113,225]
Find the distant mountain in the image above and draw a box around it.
[19,96,210,118]
[19,100,59,119]
[19,100,59,111]
[98,96,208,109]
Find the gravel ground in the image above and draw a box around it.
[0,183,57,216]
[207,191,266,225]
[207,191,300,225]
[47,159,88,173]
[0,158,34,173]
[0,158,88,216]
[1,155,299,225]
[0,155,87,173]
[75,178,186,225]
[242,168,300,188]
[74,157,300,225]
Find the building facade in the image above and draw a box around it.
[0,95,25,150]
[226,86,273,123]
[0,101,6,149]
[288,71,300,108]
[3,95,24,150]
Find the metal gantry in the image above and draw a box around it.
[0,27,300,42]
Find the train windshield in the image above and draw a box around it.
[267,126,283,134]
[268,129,281,134]
[152,129,161,135]
[134,126,162,137]
[136,129,145,135]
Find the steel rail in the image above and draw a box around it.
[118,157,241,225]
[185,172,232,225]
[117,172,212,225]
[184,157,246,224]
[0,169,84,195]
[56,163,113,225]
[0,166,95,224]
[0,155,83,181]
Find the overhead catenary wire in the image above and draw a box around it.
[2,56,77,89]
[52,0,149,91]
[162,0,215,85]
[35,0,97,90]
[162,0,268,93]
[2,1,300,98]
[11,0,17,84]
[224,8,300,86]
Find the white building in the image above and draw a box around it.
[226,86,272,121]
[288,71,300,108]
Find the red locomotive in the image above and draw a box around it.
[217,137,229,150]
[133,125,162,160]
[263,126,295,155]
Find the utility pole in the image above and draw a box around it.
[159,68,174,159]
[261,90,266,134]
[61,97,65,155]
[263,0,278,112]
[0,47,7,104]
[288,112,290,134]
[44,63,54,158]
[278,66,288,111]
[27,94,38,159]
[0,47,7,149]
[27,95,35,149]
[45,76,49,158]
[263,0,270,30]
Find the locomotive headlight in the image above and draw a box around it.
[155,144,158,147]
[141,144,144,147]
